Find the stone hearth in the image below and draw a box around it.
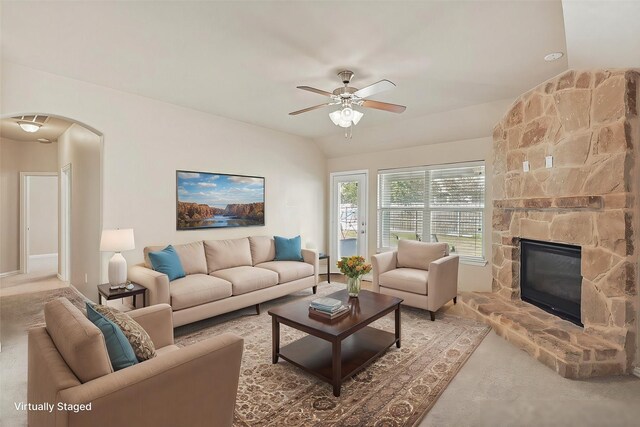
[464,69,639,378]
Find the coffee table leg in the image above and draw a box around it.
[272,316,280,364]
[332,340,341,397]
[395,305,401,348]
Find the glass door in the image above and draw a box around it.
[331,172,367,268]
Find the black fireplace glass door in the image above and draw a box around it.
[520,239,582,326]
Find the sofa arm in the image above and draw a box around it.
[371,251,397,293]
[58,333,244,427]
[301,249,319,284]
[427,255,459,311]
[128,264,170,306]
[128,304,174,349]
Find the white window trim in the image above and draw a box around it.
[377,160,487,264]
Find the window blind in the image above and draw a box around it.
[377,162,485,261]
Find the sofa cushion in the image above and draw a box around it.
[45,298,113,382]
[249,236,276,265]
[93,304,156,362]
[86,303,138,371]
[274,235,303,261]
[256,261,313,283]
[144,241,207,275]
[170,274,232,311]
[204,238,252,273]
[379,268,429,295]
[148,245,186,281]
[211,266,278,296]
[396,240,448,271]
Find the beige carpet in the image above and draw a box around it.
[1,283,489,427]
[175,283,490,427]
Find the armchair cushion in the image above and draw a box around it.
[93,304,157,362]
[379,268,429,295]
[44,298,113,383]
[397,240,448,270]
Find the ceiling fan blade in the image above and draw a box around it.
[354,79,396,99]
[297,86,334,97]
[289,103,332,115]
[362,100,407,113]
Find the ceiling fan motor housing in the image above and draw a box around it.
[337,70,354,85]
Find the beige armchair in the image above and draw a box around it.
[372,240,459,321]
[28,298,244,427]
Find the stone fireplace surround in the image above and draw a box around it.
[461,69,639,378]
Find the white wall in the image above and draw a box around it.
[0,138,58,273]
[328,137,493,292]
[58,124,101,298]
[28,175,58,255]
[1,62,326,301]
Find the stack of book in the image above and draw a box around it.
[309,297,349,320]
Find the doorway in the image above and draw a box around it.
[330,171,368,270]
[20,173,58,275]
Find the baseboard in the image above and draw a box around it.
[29,253,58,259]
[57,274,65,281]
[633,367,640,378]
[0,270,20,278]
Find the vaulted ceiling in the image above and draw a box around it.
[3,1,637,157]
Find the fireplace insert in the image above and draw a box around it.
[520,239,583,326]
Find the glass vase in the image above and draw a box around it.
[347,276,362,297]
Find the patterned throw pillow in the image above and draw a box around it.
[93,304,156,362]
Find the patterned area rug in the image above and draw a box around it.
[0,284,488,427]
[175,283,490,427]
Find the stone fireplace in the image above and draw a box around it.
[462,69,639,378]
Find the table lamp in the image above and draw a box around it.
[100,229,135,286]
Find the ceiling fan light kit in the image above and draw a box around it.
[17,120,42,133]
[290,70,406,139]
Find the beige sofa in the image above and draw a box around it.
[28,298,243,427]
[129,236,319,327]
[371,240,459,321]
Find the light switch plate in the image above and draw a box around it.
[545,156,553,168]
[523,161,530,172]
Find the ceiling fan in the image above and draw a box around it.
[289,70,406,139]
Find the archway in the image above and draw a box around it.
[0,113,103,300]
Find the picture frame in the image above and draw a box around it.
[176,170,265,230]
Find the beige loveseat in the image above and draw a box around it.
[371,240,459,321]
[28,298,243,427]
[128,236,319,327]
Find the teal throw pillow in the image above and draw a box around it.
[86,303,138,371]
[148,245,185,281]
[274,235,303,261]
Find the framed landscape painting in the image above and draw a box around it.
[176,170,265,230]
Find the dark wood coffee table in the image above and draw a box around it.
[268,289,403,397]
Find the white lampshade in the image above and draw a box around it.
[100,229,135,252]
[329,108,363,128]
[329,110,342,126]
[352,110,363,125]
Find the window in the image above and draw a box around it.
[377,162,486,263]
